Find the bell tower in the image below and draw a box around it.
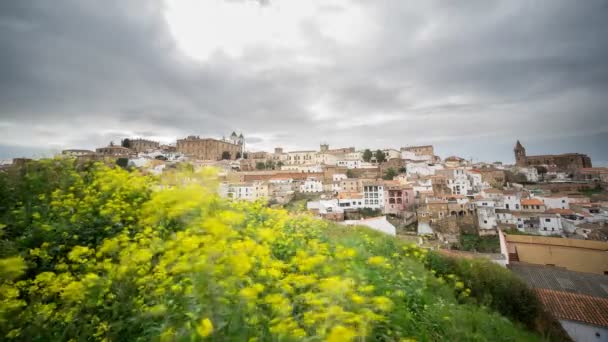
[514,140,526,166]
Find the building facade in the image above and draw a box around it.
[514,140,592,170]
[129,139,159,152]
[177,136,243,160]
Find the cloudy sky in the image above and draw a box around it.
[1,0,607,164]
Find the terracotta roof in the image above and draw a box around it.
[337,192,363,199]
[521,198,544,206]
[545,208,575,215]
[535,288,608,327]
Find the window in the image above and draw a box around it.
[545,218,551,222]
[543,227,547,231]
[483,220,487,224]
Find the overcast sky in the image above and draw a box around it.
[1,0,607,164]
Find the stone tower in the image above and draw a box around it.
[320,143,329,152]
[514,140,526,166]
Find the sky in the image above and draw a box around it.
[1,0,607,164]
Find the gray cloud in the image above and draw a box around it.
[0,0,607,164]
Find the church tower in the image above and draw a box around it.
[514,140,526,166]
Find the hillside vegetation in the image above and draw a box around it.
[0,159,555,341]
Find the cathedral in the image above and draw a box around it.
[514,140,592,170]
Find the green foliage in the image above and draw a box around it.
[424,252,569,341]
[265,160,275,170]
[121,138,131,148]
[221,151,231,160]
[346,169,355,178]
[362,149,373,162]
[0,159,548,341]
[359,208,383,218]
[256,161,266,170]
[116,157,129,168]
[456,234,500,253]
[383,168,397,180]
[375,150,386,163]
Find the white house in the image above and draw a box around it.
[333,173,348,182]
[538,214,563,236]
[477,206,497,231]
[515,167,539,183]
[363,183,384,209]
[222,181,269,202]
[535,195,570,210]
[307,199,343,214]
[299,177,324,193]
[337,192,364,209]
[337,159,362,169]
[446,169,472,196]
[502,192,522,211]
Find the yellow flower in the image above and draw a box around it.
[326,325,356,342]
[196,318,214,337]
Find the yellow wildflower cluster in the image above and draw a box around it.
[0,161,542,341]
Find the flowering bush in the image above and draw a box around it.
[0,160,541,341]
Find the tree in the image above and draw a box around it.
[221,151,231,160]
[243,152,248,159]
[265,160,276,170]
[534,166,548,181]
[375,150,386,163]
[346,169,355,178]
[398,167,407,174]
[116,158,129,169]
[236,152,242,159]
[362,149,373,162]
[383,168,397,180]
[256,162,266,170]
[277,161,284,168]
[121,139,131,148]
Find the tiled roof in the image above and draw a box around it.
[545,208,575,215]
[337,192,363,199]
[521,198,544,206]
[510,263,608,298]
[535,288,608,327]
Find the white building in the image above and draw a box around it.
[363,183,384,209]
[337,192,364,209]
[299,177,324,193]
[406,162,443,176]
[333,173,348,182]
[221,181,268,202]
[446,169,472,196]
[535,195,570,210]
[336,159,375,169]
[515,167,539,183]
[477,206,497,230]
[307,199,343,214]
[538,214,563,236]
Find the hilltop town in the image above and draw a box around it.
[3,132,608,340]
[15,132,601,245]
